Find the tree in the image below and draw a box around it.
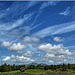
[61,63,67,71]
[7,64,12,71]
[0,63,9,72]
[20,67,25,72]
[28,65,35,69]
[11,64,16,71]
[68,63,71,69]
[44,65,49,70]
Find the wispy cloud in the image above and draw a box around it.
[40,1,59,10]
[0,12,34,42]
[59,7,70,16]
[34,21,75,38]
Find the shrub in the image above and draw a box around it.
[20,67,25,72]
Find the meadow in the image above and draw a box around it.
[0,69,75,74]
[0,63,75,74]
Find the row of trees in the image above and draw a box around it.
[0,63,75,72]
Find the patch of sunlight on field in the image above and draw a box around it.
[0,69,75,74]
[0,70,21,74]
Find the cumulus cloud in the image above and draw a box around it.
[24,36,39,43]
[38,43,72,55]
[9,43,26,51]
[2,56,10,61]
[23,51,33,57]
[1,41,12,47]
[17,51,24,54]
[38,43,73,64]
[53,37,64,42]
[45,53,55,58]
[2,55,35,63]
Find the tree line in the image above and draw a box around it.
[0,63,75,72]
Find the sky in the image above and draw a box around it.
[0,1,75,65]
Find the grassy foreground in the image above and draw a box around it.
[0,69,75,74]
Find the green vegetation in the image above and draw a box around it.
[0,63,75,74]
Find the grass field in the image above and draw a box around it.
[0,69,75,74]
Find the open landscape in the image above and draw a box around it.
[0,1,75,74]
[0,63,75,74]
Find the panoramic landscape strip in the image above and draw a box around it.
[0,63,75,74]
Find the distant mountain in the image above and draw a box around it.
[27,62,47,66]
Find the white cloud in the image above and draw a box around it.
[48,60,53,63]
[45,53,55,58]
[2,55,35,63]
[24,36,39,43]
[0,12,34,42]
[23,51,33,57]
[38,43,74,64]
[38,43,73,63]
[38,43,72,55]
[2,56,10,61]
[7,13,34,31]
[59,7,70,16]
[1,41,12,47]
[9,43,26,51]
[40,1,58,9]
[11,26,30,37]
[53,37,64,42]
[11,55,15,59]
[34,21,75,38]
[17,51,24,54]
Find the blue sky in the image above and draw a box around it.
[0,1,75,65]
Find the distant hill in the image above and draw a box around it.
[27,62,47,66]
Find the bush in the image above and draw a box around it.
[20,67,25,72]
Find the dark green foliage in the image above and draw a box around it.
[7,64,12,71]
[0,63,9,72]
[28,65,36,69]
[11,64,16,71]
[20,67,25,72]
[0,63,75,72]
[44,65,49,70]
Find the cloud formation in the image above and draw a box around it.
[23,51,33,57]
[1,41,12,47]
[0,1,75,65]
[2,56,10,61]
[38,43,72,55]
[9,43,26,51]
[40,1,58,9]
[38,43,73,63]
[53,37,64,42]
[34,21,75,38]
[2,55,35,63]
[24,36,39,43]
[59,7,70,16]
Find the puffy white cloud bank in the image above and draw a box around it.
[38,43,72,55]
[38,43,73,64]
[9,43,26,51]
[1,41,27,52]
[2,55,35,63]
[1,41,74,64]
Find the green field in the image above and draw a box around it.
[0,69,75,74]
